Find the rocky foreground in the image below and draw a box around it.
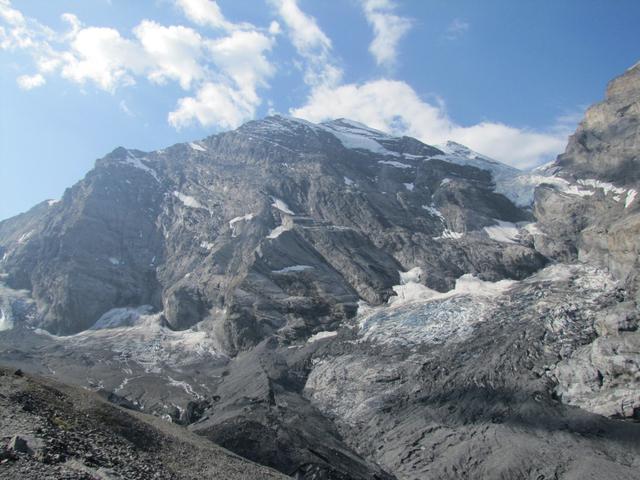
[0,366,286,479]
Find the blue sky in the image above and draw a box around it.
[1,0,639,221]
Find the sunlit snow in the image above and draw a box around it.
[270,196,295,215]
[124,151,160,182]
[378,160,412,169]
[267,225,290,239]
[625,189,637,208]
[307,330,338,343]
[320,119,401,157]
[0,308,13,332]
[173,191,205,210]
[272,265,313,273]
[483,220,520,244]
[189,142,207,152]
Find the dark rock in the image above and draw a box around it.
[8,435,29,454]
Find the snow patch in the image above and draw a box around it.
[540,176,636,206]
[422,204,445,221]
[577,179,626,197]
[200,241,214,250]
[47,199,60,206]
[18,231,33,244]
[390,267,515,307]
[229,213,255,226]
[307,330,338,343]
[484,220,520,244]
[343,176,355,186]
[0,308,13,332]
[188,142,207,152]
[267,225,290,239]
[272,265,313,274]
[124,151,160,182]
[403,183,414,191]
[434,229,463,240]
[173,191,205,210]
[320,119,400,157]
[229,213,254,237]
[522,222,544,236]
[270,196,295,215]
[399,267,422,285]
[378,160,412,169]
[625,189,637,208]
[108,257,122,266]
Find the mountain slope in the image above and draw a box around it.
[0,366,286,479]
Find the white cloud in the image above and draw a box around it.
[0,0,55,50]
[445,18,469,40]
[360,0,412,67]
[174,0,252,31]
[268,20,281,35]
[169,82,257,129]
[134,21,205,90]
[169,29,275,128]
[207,29,274,93]
[268,0,341,87]
[1,0,277,130]
[61,26,147,92]
[292,79,572,169]
[16,72,45,89]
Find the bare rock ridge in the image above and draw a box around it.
[0,62,639,479]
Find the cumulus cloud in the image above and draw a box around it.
[268,0,341,87]
[169,82,257,129]
[134,21,205,90]
[61,26,147,91]
[16,73,45,90]
[173,0,253,32]
[0,0,277,129]
[170,30,275,128]
[292,79,572,169]
[360,0,412,67]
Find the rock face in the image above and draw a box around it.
[557,63,640,185]
[530,64,640,423]
[1,64,640,479]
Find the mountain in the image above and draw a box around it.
[0,115,546,341]
[1,64,639,479]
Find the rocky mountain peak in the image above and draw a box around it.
[2,62,640,478]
